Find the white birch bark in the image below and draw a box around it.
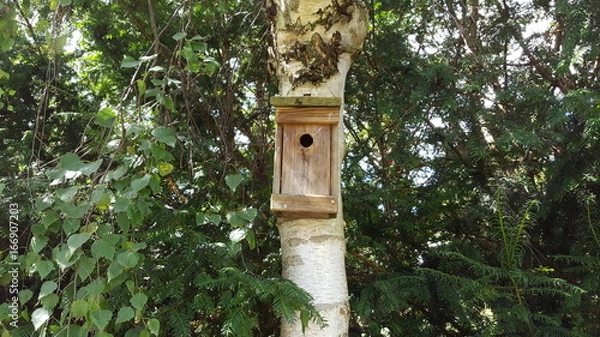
[268,1,368,336]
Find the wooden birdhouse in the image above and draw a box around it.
[270,96,342,218]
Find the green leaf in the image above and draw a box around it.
[0,183,5,197]
[42,211,60,228]
[157,162,173,176]
[96,332,114,337]
[56,186,78,201]
[149,142,172,160]
[31,223,46,237]
[57,154,102,178]
[136,79,147,95]
[130,293,148,309]
[32,308,51,330]
[229,228,246,243]
[60,152,82,170]
[63,218,80,235]
[55,246,79,269]
[95,107,117,128]
[204,58,220,76]
[131,175,151,192]
[117,251,139,268]
[60,0,72,6]
[26,251,41,267]
[80,222,98,235]
[41,293,59,309]
[19,289,34,305]
[138,139,152,152]
[238,208,257,222]
[127,206,144,228]
[33,260,55,278]
[30,235,49,254]
[64,324,91,337]
[46,168,67,182]
[161,96,175,111]
[53,324,89,337]
[0,68,9,80]
[90,309,113,330]
[225,174,244,192]
[191,41,207,52]
[114,197,130,213]
[207,214,221,224]
[226,212,246,228]
[79,279,106,297]
[91,188,112,209]
[246,228,256,249]
[151,127,177,147]
[172,32,187,40]
[81,159,103,176]
[181,45,198,62]
[91,238,117,260]
[148,179,161,197]
[71,299,89,318]
[35,195,54,211]
[145,88,161,97]
[53,35,67,50]
[300,309,310,333]
[67,234,90,253]
[195,212,206,225]
[147,318,160,336]
[125,280,136,293]
[39,281,58,299]
[58,200,90,218]
[115,306,135,324]
[76,257,96,281]
[124,241,147,252]
[116,212,131,233]
[0,37,15,51]
[121,55,140,68]
[107,261,124,282]
[151,78,166,85]
[0,68,10,80]
[106,165,127,181]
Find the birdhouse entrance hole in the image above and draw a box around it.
[300,134,313,148]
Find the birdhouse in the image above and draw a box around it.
[270,96,342,218]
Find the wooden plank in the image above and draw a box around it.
[280,124,331,195]
[330,121,340,198]
[270,96,341,107]
[270,193,338,216]
[272,124,283,194]
[276,107,339,124]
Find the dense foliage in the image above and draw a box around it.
[1,0,599,336]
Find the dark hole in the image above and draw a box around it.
[299,134,313,148]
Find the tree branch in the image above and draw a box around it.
[10,0,43,56]
[493,1,572,94]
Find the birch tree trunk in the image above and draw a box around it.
[267,1,368,336]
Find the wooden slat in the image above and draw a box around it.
[276,107,339,124]
[270,96,341,107]
[271,193,338,216]
[280,124,331,195]
[272,124,283,194]
[330,120,340,199]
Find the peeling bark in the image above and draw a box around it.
[269,0,368,96]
